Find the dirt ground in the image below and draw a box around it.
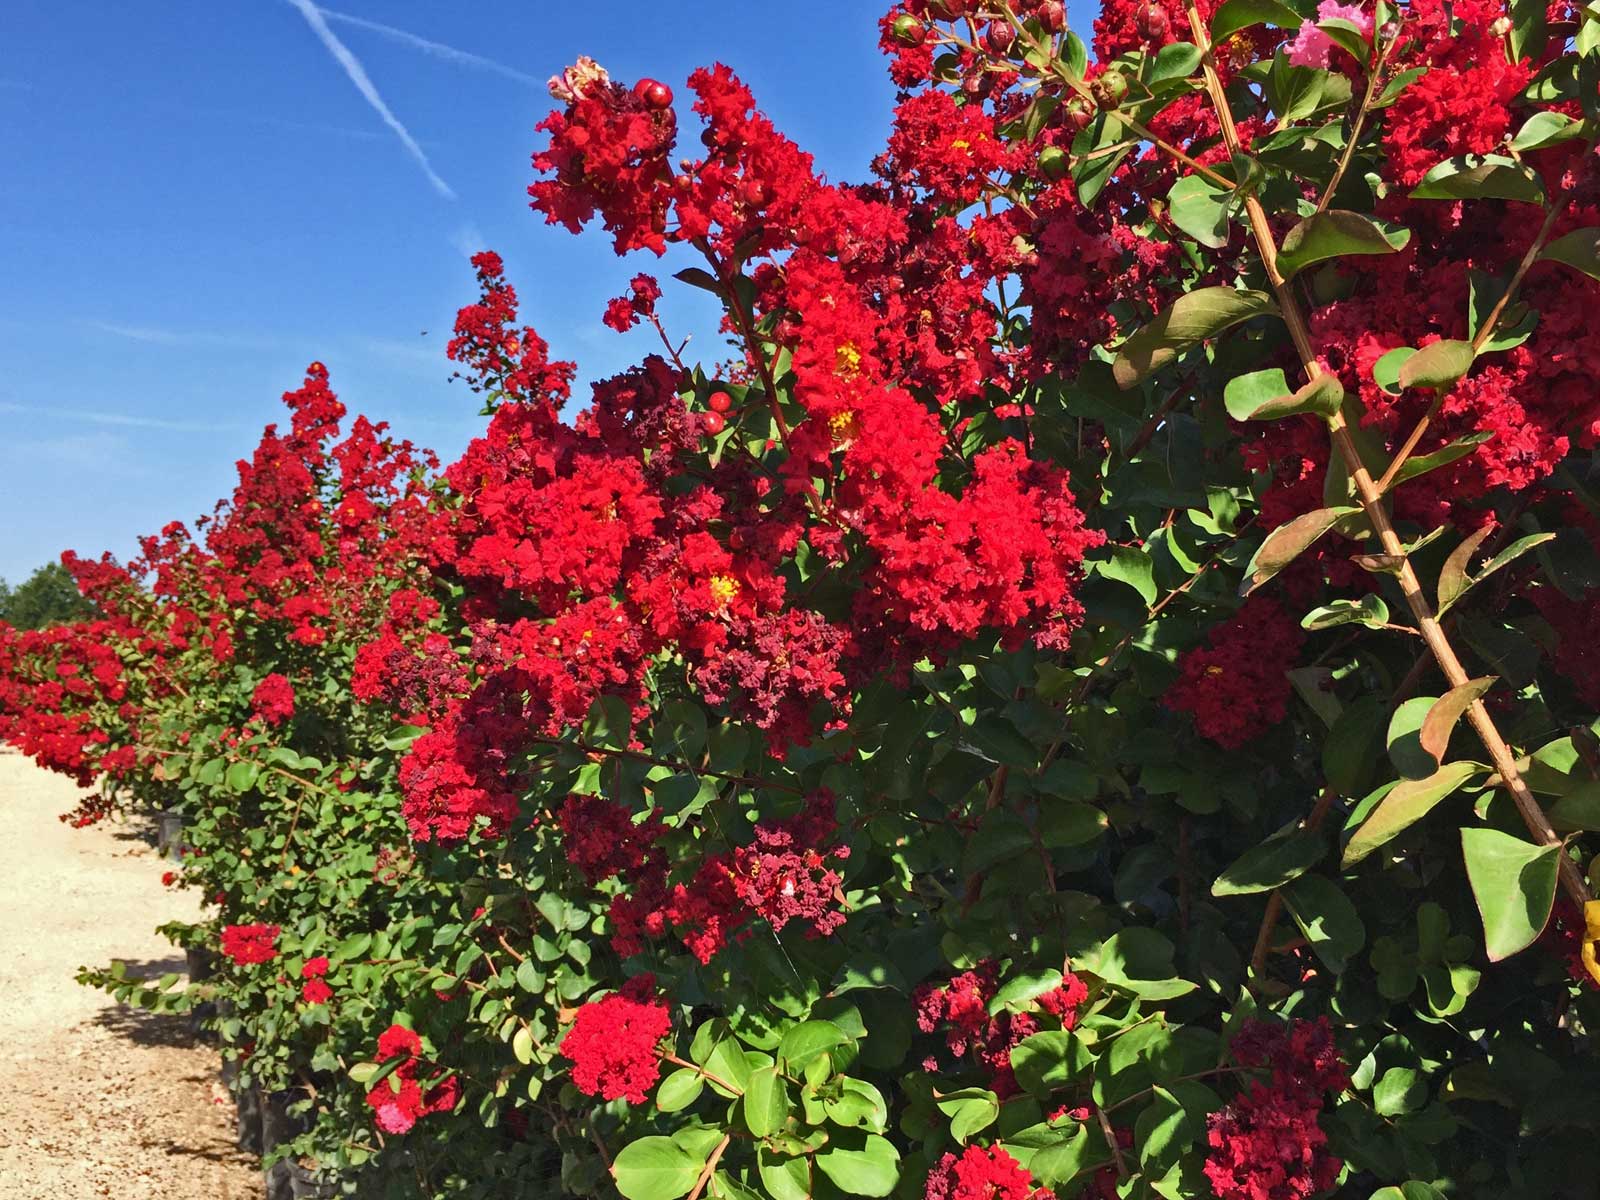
[0,748,260,1199]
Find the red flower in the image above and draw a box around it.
[220,924,280,965]
[1165,599,1305,749]
[559,993,671,1103]
[924,1144,1051,1200]
[250,673,295,726]
[364,1024,458,1134]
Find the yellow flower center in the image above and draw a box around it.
[835,342,863,376]
[827,410,861,444]
[709,575,740,607]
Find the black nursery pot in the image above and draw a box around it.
[286,1161,341,1199]
[262,1091,307,1200]
[235,1083,263,1156]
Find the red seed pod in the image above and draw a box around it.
[708,391,733,414]
[1136,3,1171,40]
[703,411,727,436]
[984,20,1016,54]
[1037,1,1066,32]
[634,78,674,110]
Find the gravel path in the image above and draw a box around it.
[0,749,259,1199]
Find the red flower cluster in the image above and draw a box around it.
[914,962,1088,1096]
[1165,599,1306,749]
[602,273,663,332]
[300,955,332,1005]
[364,1024,459,1134]
[220,923,280,965]
[1204,1020,1348,1200]
[251,672,295,726]
[601,794,850,965]
[924,1144,1051,1200]
[559,991,671,1103]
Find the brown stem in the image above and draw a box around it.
[697,246,833,523]
[1181,1,1590,910]
[1378,136,1594,491]
[1095,1104,1129,1180]
[525,734,801,795]
[661,1053,741,1098]
[1313,35,1396,214]
[686,1134,733,1200]
[1248,787,1337,985]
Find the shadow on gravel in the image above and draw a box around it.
[90,1003,200,1049]
[86,954,202,1049]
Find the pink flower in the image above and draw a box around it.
[1287,1,1374,69]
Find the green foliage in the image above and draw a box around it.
[0,562,95,630]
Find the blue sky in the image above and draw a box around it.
[0,2,1083,584]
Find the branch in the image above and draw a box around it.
[1180,1,1590,910]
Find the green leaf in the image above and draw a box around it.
[949,1092,1000,1141]
[1030,1127,1114,1188]
[1011,1030,1093,1097]
[1438,532,1555,614]
[1167,174,1232,249]
[656,1068,704,1114]
[1541,227,1600,282]
[673,267,722,295]
[1372,346,1414,395]
[1149,41,1203,84]
[1370,1184,1447,1200]
[1550,782,1600,832]
[1082,928,1196,1000]
[1281,874,1367,972]
[1224,368,1344,421]
[1098,546,1158,605]
[745,1065,792,1137]
[1410,155,1546,206]
[1510,110,1582,151]
[1210,0,1305,41]
[1269,54,1326,123]
[989,969,1065,1014]
[1397,339,1474,392]
[1039,801,1108,848]
[825,1078,889,1133]
[1276,211,1411,277]
[1242,507,1359,594]
[1388,431,1495,487]
[1301,593,1390,631]
[1343,761,1487,865]
[1324,695,1388,797]
[1072,112,1131,207]
[611,1136,705,1200]
[225,760,259,792]
[1460,828,1560,961]
[1112,288,1277,388]
[1213,829,1326,896]
[814,1133,901,1198]
[1437,526,1492,611]
[778,1020,849,1071]
[1317,15,1371,59]
[757,1151,812,1200]
[1372,1067,1428,1117]
[1418,677,1495,767]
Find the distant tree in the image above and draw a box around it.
[0,562,96,630]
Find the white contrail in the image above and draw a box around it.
[0,400,251,434]
[318,9,540,86]
[283,0,456,200]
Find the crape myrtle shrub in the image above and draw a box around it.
[6,0,1600,1196]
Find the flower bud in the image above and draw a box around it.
[892,14,927,46]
